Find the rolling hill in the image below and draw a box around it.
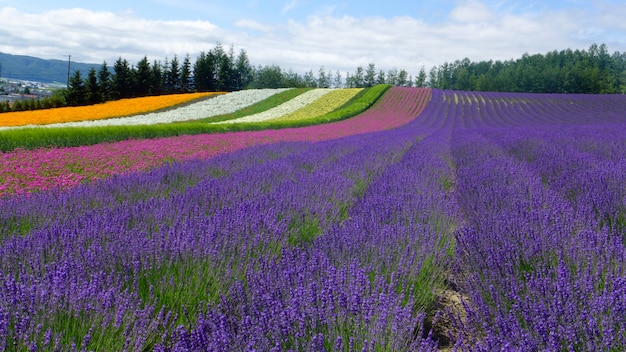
[0,52,97,84]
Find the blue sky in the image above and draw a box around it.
[1,0,625,75]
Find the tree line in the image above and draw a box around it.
[248,63,418,89]
[426,44,626,94]
[64,43,253,106]
[2,43,624,113]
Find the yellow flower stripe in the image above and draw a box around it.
[271,88,363,122]
[0,92,222,127]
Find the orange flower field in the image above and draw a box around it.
[0,92,222,127]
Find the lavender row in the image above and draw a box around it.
[449,127,626,348]
[0,114,455,350]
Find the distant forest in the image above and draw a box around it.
[2,43,625,112]
[427,43,625,94]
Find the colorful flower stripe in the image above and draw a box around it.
[0,92,219,127]
[271,88,363,122]
[0,87,431,197]
[0,89,288,129]
[215,88,336,124]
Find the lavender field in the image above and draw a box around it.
[1,88,626,351]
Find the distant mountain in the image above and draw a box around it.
[0,52,98,84]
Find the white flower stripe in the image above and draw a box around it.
[215,88,336,124]
[0,89,289,130]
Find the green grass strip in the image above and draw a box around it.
[0,85,391,152]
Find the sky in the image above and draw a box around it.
[1,0,625,76]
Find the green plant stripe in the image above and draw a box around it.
[0,85,391,152]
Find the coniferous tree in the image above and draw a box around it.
[303,69,316,87]
[376,70,386,85]
[415,66,427,87]
[150,60,164,95]
[333,71,343,88]
[180,54,193,92]
[234,49,253,90]
[165,55,181,92]
[162,57,170,92]
[397,69,409,87]
[66,70,86,106]
[112,57,132,99]
[364,63,377,87]
[233,49,254,90]
[317,66,330,88]
[352,66,365,88]
[345,72,352,88]
[85,67,101,104]
[135,56,152,96]
[386,68,398,86]
[214,44,234,91]
[97,61,112,102]
[193,51,216,91]
[327,69,335,88]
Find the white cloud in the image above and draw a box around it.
[0,7,227,63]
[0,2,624,77]
[234,19,273,32]
[450,0,495,23]
[282,0,299,14]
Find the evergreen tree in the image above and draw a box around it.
[428,67,437,88]
[376,70,386,85]
[234,49,253,90]
[397,69,409,87]
[180,54,193,92]
[166,55,181,92]
[151,60,164,95]
[97,61,112,102]
[326,69,334,88]
[215,44,234,91]
[303,69,316,87]
[317,66,330,88]
[112,57,132,99]
[415,66,427,87]
[85,67,101,104]
[66,70,86,106]
[364,63,377,87]
[386,68,398,86]
[193,51,216,91]
[345,72,352,88]
[135,56,152,96]
[352,66,365,88]
[333,70,343,88]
